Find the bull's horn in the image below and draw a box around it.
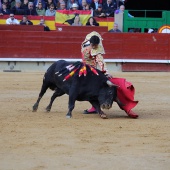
[106,80,119,87]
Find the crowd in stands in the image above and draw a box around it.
[0,0,130,32]
[0,0,126,17]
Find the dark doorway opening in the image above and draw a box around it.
[125,0,170,17]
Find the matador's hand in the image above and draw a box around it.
[105,73,113,78]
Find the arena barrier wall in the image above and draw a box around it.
[0,25,170,72]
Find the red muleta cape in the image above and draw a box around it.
[109,77,138,113]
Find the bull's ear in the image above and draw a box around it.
[106,80,119,87]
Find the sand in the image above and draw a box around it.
[0,71,170,170]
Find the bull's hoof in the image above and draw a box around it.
[100,114,108,119]
[32,103,38,112]
[46,106,51,112]
[66,115,72,118]
[32,106,37,112]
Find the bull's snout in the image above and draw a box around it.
[101,103,112,109]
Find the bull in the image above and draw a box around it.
[32,60,118,119]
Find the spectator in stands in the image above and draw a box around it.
[128,28,134,33]
[148,28,154,33]
[108,22,121,32]
[45,0,57,10]
[20,15,33,25]
[45,3,56,16]
[6,13,20,24]
[2,0,11,9]
[115,4,134,18]
[0,3,10,15]
[117,0,125,7]
[90,0,99,10]
[26,2,38,15]
[10,0,16,9]
[33,0,46,9]
[57,1,66,10]
[56,0,65,9]
[103,0,116,17]
[11,0,25,15]
[134,28,141,33]
[93,4,105,17]
[79,0,89,10]
[21,0,29,10]
[72,15,82,26]
[86,16,99,26]
[67,0,78,10]
[38,18,50,31]
[70,3,79,10]
[0,0,2,9]
[78,0,92,9]
[36,2,46,16]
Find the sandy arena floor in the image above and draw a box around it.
[0,71,170,170]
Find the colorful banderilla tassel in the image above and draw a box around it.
[82,65,87,76]
[88,65,99,75]
[63,68,78,81]
[79,67,84,77]
[78,65,87,77]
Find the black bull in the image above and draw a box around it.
[33,60,119,118]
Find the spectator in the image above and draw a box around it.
[67,0,78,10]
[90,0,99,10]
[118,0,125,7]
[134,28,141,33]
[33,0,46,9]
[103,0,116,17]
[72,15,82,26]
[20,15,33,25]
[0,3,11,15]
[38,18,50,31]
[70,3,79,10]
[93,4,105,17]
[108,23,121,32]
[10,0,17,9]
[56,0,65,9]
[79,0,89,10]
[115,5,134,18]
[78,0,92,9]
[0,0,2,9]
[36,2,46,16]
[45,0,57,10]
[128,28,134,33]
[6,13,20,24]
[86,16,99,26]
[3,0,11,9]
[148,28,154,33]
[45,3,56,16]
[26,2,38,15]
[11,0,25,15]
[21,0,29,10]
[57,1,66,10]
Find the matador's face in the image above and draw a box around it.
[90,43,98,50]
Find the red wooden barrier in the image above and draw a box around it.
[56,25,108,33]
[0,26,170,71]
[122,63,170,72]
[0,30,170,59]
[0,25,44,31]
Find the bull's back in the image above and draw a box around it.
[45,60,108,100]
[45,60,73,81]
